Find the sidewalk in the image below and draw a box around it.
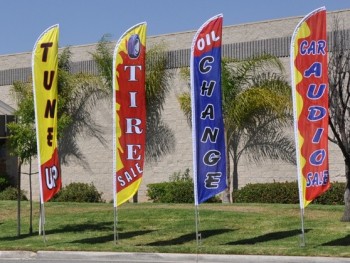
[1,251,350,263]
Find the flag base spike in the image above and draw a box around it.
[197,232,202,245]
[299,233,306,247]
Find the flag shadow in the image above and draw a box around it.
[71,230,155,244]
[0,233,33,241]
[45,221,112,235]
[322,235,350,246]
[226,229,310,245]
[143,228,235,246]
[0,221,114,241]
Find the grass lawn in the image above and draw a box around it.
[0,201,349,257]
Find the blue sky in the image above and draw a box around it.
[1,0,349,55]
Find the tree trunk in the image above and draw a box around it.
[29,158,33,235]
[232,157,239,190]
[223,137,232,203]
[341,163,350,221]
[133,191,138,203]
[17,160,21,237]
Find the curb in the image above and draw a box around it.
[1,251,350,263]
[0,251,36,259]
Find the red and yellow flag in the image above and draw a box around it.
[32,24,61,203]
[291,7,329,208]
[113,23,147,207]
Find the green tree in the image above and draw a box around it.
[7,82,37,163]
[7,47,107,235]
[328,18,350,221]
[178,54,295,202]
[92,36,175,162]
[6,81,36,236]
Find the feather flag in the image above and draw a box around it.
[113,22,147,207]
[290,7,330,209]
[32,24,61,203]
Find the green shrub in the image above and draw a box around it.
[168,181,194,203]
[313,182,345,205]
[147,169,193,203]
[147,169,221,203]
[0,174,11,191]
[147,181,194,203]
[234,181,346,205]
[234,181,299,204]
[147,182,169,203]
[51,182,104,203]
[0,187,28,201]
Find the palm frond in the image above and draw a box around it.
[177,92,191,125]
[243,129,296,165]
[90,35,114,91]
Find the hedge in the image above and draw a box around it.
[0,187,28,201]
[147,179,346,205]
[51,182,104,203]
[234,181,299,204]
[0,173,11,192]
[147,168,220,203]
[234,181,345,205]
[147,181,194,203]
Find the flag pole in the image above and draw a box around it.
[113,176,118,244]
[194,203,201,263]
[194,204,201,246]
[300,208,305,247]
[190,13,224,251]
[114,207,119,245]
[290,6,328,248]
[38,200,41,235]
[113,169,118,244]
[32,24,60,246]
[40,202,47,244]
[114,207,118,244]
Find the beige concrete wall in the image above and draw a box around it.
[1,9,349,202]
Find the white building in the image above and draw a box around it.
[0,9,349,202]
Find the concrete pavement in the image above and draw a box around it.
[1,251,350,263]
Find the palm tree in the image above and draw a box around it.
[92,37,175,202]
[57,48,109,167]
[178,54,295,202]
[92,36,175,162]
